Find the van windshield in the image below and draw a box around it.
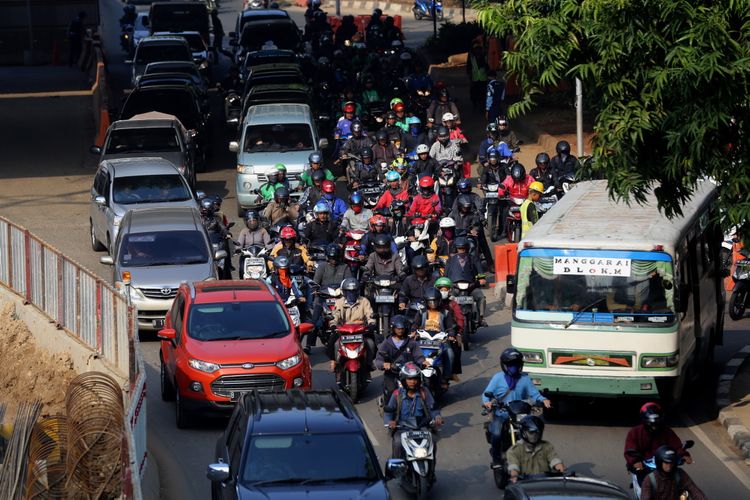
[243,123,313,152]
[514,249,675,325]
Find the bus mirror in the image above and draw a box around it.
[506,274,516,294]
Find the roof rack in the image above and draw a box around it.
[246,389,355,418]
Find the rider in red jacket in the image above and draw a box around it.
[407,176,442,219]
[499,163,534,199]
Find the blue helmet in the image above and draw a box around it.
[308,152,322,164]
[496,142,514,158]
[457,178,471,192]
[487,146,499,159]
[385,170,400,182]
[313,200,331,213]
[349,191,363,205]
[407,116,421,126]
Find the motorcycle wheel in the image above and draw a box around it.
[512,224,522,243]
[416,474,430,500]
[729,285,747,320]
[493,465,508,489]
[347,370,360,403]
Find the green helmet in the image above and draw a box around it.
[275,163,287,172]
[435,277,453,289]
[389,97,404,109]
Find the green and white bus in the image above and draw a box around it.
[508,180,725,401]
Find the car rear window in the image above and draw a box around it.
[122,89,199,128]
[241,433,377,485]
[242,123,313,152]
[107,128,181,153]
[119,230,208,267]
[112,173,191,204]
[187,301,290,341]
[240,23,299,51]
[136,44,192,65]
[179,33,207,52]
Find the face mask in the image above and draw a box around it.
[506,365,521,377]
[324,193,334,200]
[440,290,449,300]
[344,290,358,304]
[278,268,289,280]
[352,205,362,214]
[443,228,454,240]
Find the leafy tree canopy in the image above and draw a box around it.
[476,0,750,229]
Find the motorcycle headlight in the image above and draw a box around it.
[414,447,428,459]
[189,358,220,373]
[277,354,301,370]
[199,60,209,70]
[377,279,392,287]
[457,282,470,290]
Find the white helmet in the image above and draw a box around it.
[416,144,430,154]
[442,112,455,122]
[439,217,456,229]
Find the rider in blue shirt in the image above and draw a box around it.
[482,348,551,466]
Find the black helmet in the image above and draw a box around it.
[386,111,397,121]
[273,255,290,270]
[325,243,342,260]
[510,163,526,182]
[411,255,428,271]
[351,121,363,134]
[274,186,290,201]
[399,362,421,384]
[390,199,406,216]
[640,402,663,431]
[424,287,441,308]
[341,277,359,291]
[311,169,326,182]
[438,88,449,98]
[245,210,259,221]
[200,198,215,214]
[211,194,223,210]
[457,194,473,211]
[390,314,409,330]
[535,152,550,165]
[520,415,545,445]
[437,126,450,138]
[361,147,373,159]
[500,347,524,374]
[654,445,678,470]
[454,236,469,250]
[556,140,571,155]
[373,233,391,248]
[376,129,388,142]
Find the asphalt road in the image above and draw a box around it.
[1,0,749,498]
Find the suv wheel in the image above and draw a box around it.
[90,220,105,252]
[160,357,176,402]
[175,390,192,429]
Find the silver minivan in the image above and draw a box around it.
[229,103,328,216]
[100,206,225,330]
[89,157,197,254]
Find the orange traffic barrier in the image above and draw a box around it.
[95,108,110,147]
[494,243,518,282]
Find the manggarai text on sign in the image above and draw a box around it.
[552,257,632,276]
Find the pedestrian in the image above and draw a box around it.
[485,70,506,124]
[68,11,87,67]
[210,10,229,58]
[467,43,489,111]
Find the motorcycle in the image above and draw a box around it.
[416,329,448,400]
[413,0,443,20]
[482,182,501,240]
[312,283,341,346]
[729,259,750,320]
[500,195,525,243]
[120,25,134,56]
[535,184,559,217]
[384,418,438,499]
[453,280,478,350]
[334,323,370,402]
[223,88,242,129]
[482,393,544,489]
[284,295,301,327]
[234,243,269,280]
[207,221,234,280]
[369,275,399,341]
[343,229,366,280]
[436,161,458,212]
[359,180,385,208]
[625,440,694,499]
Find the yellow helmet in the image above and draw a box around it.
[529,181,544,194]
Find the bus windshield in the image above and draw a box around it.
[514,249,675,325]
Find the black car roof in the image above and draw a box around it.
[504,477,630,500]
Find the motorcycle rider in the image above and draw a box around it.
[267,255,305,308]
[520,181,544,239]
[304,201,339,246]
[420,285,462,387]
[383,111,406,146]
[430,217,458,262]
[300,152,335,187]
[348,147,381,190]
[640,446,706,500]
[498,163,534,238]
[549,140,578,181]
[625,402,694,494]
[384,362,443,460]
[477,123,499,173]
[375,170,411,210]
[399,255,436,310]
[319,180,347,222]
[389,199,410,239]
[407,176,442,221]
[374,129,401,167]
[450,178,484,217]
[392,101,410,133]
[259,167,286,201]
[200,198,229,239]
[262,187,299,227]
[308,244,355,352]
[452,195,493,266]
[495,117,521,151]
[403,116,427,153]
[335,14,358,47]
[361,215,398,255]
[340,121,374,160]
[413,144,440,179]
[529,152,555,191]
[429,126,463,163]
[341,192,374,232]
[327,277,376,374]
[360,76,383,105]
[442,112,468,144]
[376,318,426,399]
[407,61,433,95]
[482,348,552,468]
[270,226,311,270]
[427,87,461,125]
[236,210,272,274]
[445,237,487,326]
[485,70,506,123]
[434,277,466,376]
[364,233,406,284]
[335,102,357,143]
[507,416,566,483]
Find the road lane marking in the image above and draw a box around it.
[362,419,380,446]
[682,414,750,490]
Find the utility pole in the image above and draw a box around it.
[462,0,466,23]
[575,77,584,157]
[432,2,437,38]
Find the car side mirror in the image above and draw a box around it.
[298,322,314,336]
[94,195,107,207]
[228,141,239,153]
[89,145,102,155]
[318,138,329,149]
[158,328,176,341]
[207,462,230,482]
[195,190,206,200]
[99,256,114,265]
[506,274,516,294]
[214,250,228,261]
[385,459,407,479]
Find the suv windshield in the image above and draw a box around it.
[136,44,191,65]
[242,124,312,152]
[119,230,208,267]
[112,174,191,204]
[187,301,290,341]
[515,250,675,325]
[107,128,181,154]
[122,89,199,128]
[241,434,377,486]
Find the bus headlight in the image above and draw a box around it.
[641,353,679,369]
[522,351,544,364]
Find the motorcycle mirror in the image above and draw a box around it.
[89,145,102,155]
[226,222,236,229]
[214,250,228,261]
[483,391,495,399]
[506,274,517,294]
[385,459,407,480]
[684,440,695,450]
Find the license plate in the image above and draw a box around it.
[153,318,165,328]
[420,340,442,348]
[406,430,430,439]
[455,296,474,304]
[326,298,337,306]
[341,334,363,343]
[485,192,498,199]
[362,187,380,194]
[375,295,396,303]
[246,258,265,266]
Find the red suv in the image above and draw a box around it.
[158,280,314,428]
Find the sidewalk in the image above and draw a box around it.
[717,345,750,460]
[0,66,92,95]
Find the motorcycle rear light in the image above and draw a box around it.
[653,245,664,251]
[523,242,534,248]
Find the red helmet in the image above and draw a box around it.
[418,176,435,189]
[343,102,356,114]
[322,180,335,193]
[280,226,297,240]
[394,102,405,112]
[369,214,387,227]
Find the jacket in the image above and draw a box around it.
[375,336,425,371]
[313,261,354,288]
[270,244,310,268]
[372,143,400,167]
[375,188,410,210]
[384,387,440,427]
[341,135,374,157]
[500,175,534,199]
[506,441,563,475]
[403,131,428,153]
[623,424,691,468]
[299,168,335,186]
[450,192,484,217]
[399,274,436,305]
[426,100,460,123]
[482,372,547,417]
[352,162,381,184]
[304,219,339,245]
[262,201,299,226]
[496,130,520,150]
[429,140,462,162]
[529,166,556,190]
[641,468,707,500]
[412,158,439,178]
[319,195,348,221]
[331,296,374,326]
[549,154,578,178]
[430,236,456,260]
[444,253,482,283]
[364,251,404,280]
[452,210,483,233]
[335,116,354,139]
[236,227,272,249]
[266,274,302,302]
[407,193,442,217]
[341,208,374,231]
[361,231,398,255]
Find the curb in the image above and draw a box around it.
[716,344,750,459]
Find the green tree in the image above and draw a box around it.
[476,0,750,228]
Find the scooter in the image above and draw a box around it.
[285,295,301,327]
[413,0,443,21]
[482,393,544,490]
[343,229,366,280]
[369,275,399,341]
[416,329,448,400]
[436,162,458,212]
[453,280,478,350]
[234,244,269,280]
[385,418,438,499]
[207,222,234,280]
[729,259,750,320]
[334,324,370,403]
[625,440,694,499]
[312,284,341,346]
[500,195,525,243]
[360,180,385,208]
[483,182,501,240]
[223,89,242,129]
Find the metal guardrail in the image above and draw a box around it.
[0,216,146,499]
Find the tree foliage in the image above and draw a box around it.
[476,0,750,228]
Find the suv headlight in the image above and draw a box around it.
[189,358,220,373]
[113,215,123,227]
[277,354,301,370]
[236,164,253,174]
[641,353,679,369]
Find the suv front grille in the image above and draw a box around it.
[211,374,286,398]
[256,173,300,183]
[140,287,178,299]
